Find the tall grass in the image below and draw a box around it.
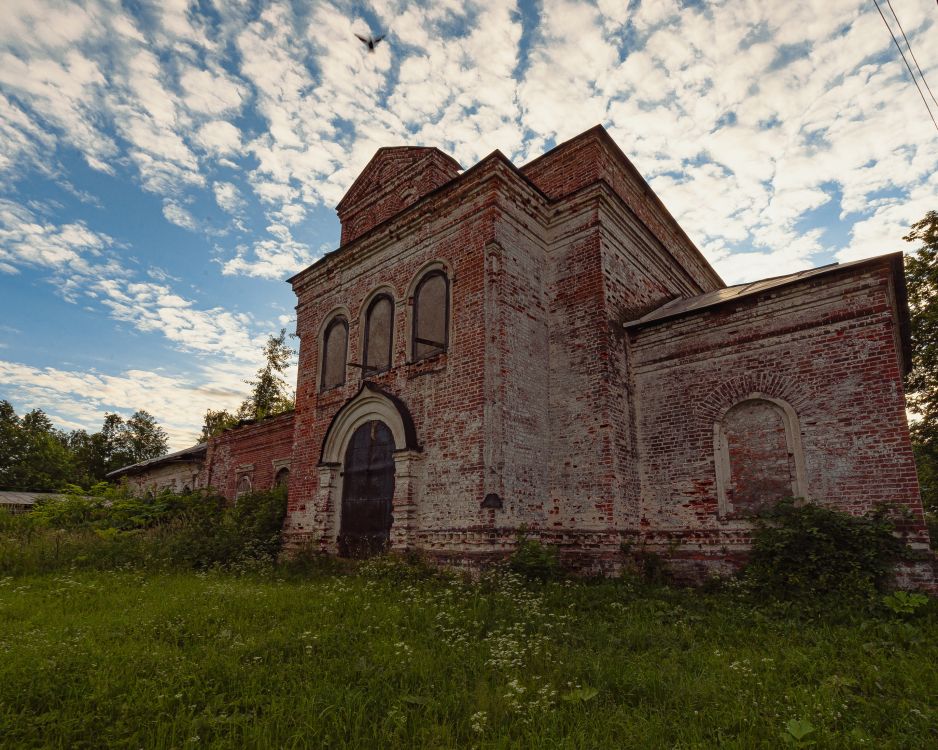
[0,563,935,748]
[1,495,935,747]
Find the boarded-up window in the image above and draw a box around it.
[721,399,795,516]
[321,316,348,389]
[412,271,448,361]
[364,295,394,372]
[237,475,252,498]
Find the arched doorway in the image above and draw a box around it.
[338,419,395,557]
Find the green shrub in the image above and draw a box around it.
[743,499,906,601]
[0,486,288,574]
[508,536,561,581]
[925,511,938,550]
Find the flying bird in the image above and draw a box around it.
[355,32,385,52]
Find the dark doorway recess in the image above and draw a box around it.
[338,420,395,557]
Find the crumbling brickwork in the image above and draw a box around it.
[278,125,930,585]
[112,126,933,587]
[200,411,295,502]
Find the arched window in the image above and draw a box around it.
[237,475,252,499]
[321,315,348,389]
[412,270,449,361]
[363,294,394,373]
[714,397,805,518]
[274,467,290,488]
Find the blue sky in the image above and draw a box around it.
[1,0,936,449]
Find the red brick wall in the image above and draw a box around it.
[271,127,931,588]
[521,128,723,293]
[338,149,461,245]
[288,162,507,552]
[628,261,929,572]
[202,412,294,502]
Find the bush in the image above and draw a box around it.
[925,511,938,550]
[743,499,906,601]
[0,486,288,574]
[508,536,561,581]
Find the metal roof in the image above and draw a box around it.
[0,491,61,506]
[624,253,902,330]
[106,443,207,479]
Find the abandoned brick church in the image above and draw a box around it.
[111,125,932,581]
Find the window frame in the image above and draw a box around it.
[320,314,349,391]
[362,293,395,375]
[236,475,252,499]
[411,269,450,362]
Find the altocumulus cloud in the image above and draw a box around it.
[1,0,936,447]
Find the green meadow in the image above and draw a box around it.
[1,562,936,749]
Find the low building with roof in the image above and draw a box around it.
[107,443,207,496]
[0,491,61,515]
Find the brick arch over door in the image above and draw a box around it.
[320,382,420,464]
[712,394,808,518]
[315,383,422,553]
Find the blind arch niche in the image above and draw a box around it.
[363,293,394,373]
[713,394,807,518]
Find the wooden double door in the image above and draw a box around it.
[337,420,395,557]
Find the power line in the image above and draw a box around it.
[872,0,938,132]
[885,0,938,108]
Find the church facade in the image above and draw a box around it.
[282,124,931,578]
[114,126,932,582]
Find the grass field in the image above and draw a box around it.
[0,561,936,749]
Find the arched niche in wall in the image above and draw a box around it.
[236,475,252,499]
[713,393,807,518]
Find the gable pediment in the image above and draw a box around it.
[335,146,461,245]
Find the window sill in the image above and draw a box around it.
[405,352,447,378]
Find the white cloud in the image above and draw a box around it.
[0,358,250,449]
[213,181,245,214]
[193,120,242,155]
[162,200,197,230]
[0,198,263,361]
[179,66,248,116]
[221,223,317,280]
[94,277,261,362]
[1,0,936,295]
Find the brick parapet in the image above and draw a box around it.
[337,148,462,245]
[201,411,295,502]
[521,126,723,293]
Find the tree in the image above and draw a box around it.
[198,408,238,441]
[0,405,71,491]
[196,329,297,441]
[0,400,20,488]
[0,403,170,490]
[67,428,105,488]
[904,210,938,512]
[241,328,295,421]
[124,410,169,464]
